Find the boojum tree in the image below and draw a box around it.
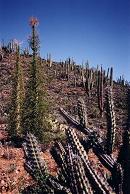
[22,17,50,142]
[8,43,25,138]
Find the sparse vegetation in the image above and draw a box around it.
[0,17,130,194]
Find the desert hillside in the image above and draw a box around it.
[0,44,130,194]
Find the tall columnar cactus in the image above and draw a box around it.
[85,68,94,96]
[77,98,88,128]
[73,65,77,87]
[50,142,69,184]
[64,61,68,80]
[103,70,106,84]
[67,61,70,82]
[110,67,113,87]
[23,132,48,180]
[106,68,110,80]
[65,144,93,194]
[54,63,58,78]
[105,87,116,155]
[117,130,130,194]
[52,130,94,194]
[48,53,52,67]
[81,63,86,88]
[59,61,63,79]
[85,60,89,76]
[85,70,90,96]
[97,66,104,117]
[117,89,130,194]
[7,41,12,53]
[66,128,115,194]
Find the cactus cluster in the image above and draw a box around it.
[22,88,130,194]
[117,76,130,87]
[23,132,72,194]
[46,58,118,118]
[1,39,19,54]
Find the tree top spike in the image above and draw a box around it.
[29,17,39,27]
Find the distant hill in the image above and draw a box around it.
[0,49,129,146]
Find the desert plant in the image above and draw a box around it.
[77,98,88,128]
[97,66,104,117]
[23,128,117,194]
[23,132,71,194]
[8,45,25,138]
[22,17,51,142]
[110,67,113,87]
[105,87,116,155]
[117,89,130,194]
[60,94,130,194]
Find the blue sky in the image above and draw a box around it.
[0,0,130,80]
